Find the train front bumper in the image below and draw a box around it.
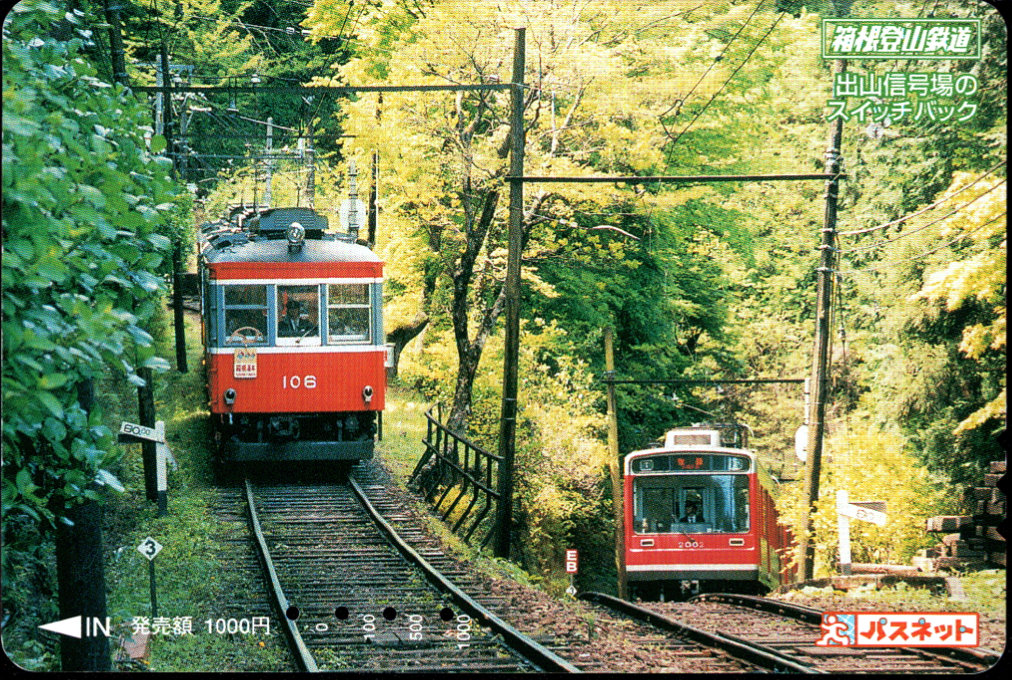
[223,440,373,462]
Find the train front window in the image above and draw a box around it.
[222,284,268,346]
[633,474,750,534]
[277,285,321,345]
[327,284,371,344]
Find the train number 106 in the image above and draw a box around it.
[282,375,317,389]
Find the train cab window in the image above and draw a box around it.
[633,474,750,534]
[277,285,321,345]
[326,284,371,344]
[223,284,268,346]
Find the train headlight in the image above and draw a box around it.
[287,222,306,252]
[362,385,373,405]
[224,388,237,406]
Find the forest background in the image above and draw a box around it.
[3,0,1006,621]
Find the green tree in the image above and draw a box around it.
[3,0,182,540]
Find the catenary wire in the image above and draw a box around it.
[838,179,1005,253]
[838,159,1006,236]
[665,10,786,149]
[838,210,1005,275]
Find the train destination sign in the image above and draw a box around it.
[233,346,258,379]
[631,453,750,473]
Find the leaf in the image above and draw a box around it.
[37,392,64,419]
[16,468,35,495]
[150,134,167,154]
[39,373,69,390]
[140,356,171,371]
[95,469,125,492]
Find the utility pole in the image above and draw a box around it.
[54,380,110,671]
[264,117,274,208]
[799,58,846,582]
[160,40,188,374]
[368,150,379,246]
[306,120,316,209]
[604,328,627,598]
[493,27,525,560]
[102,0,128,86]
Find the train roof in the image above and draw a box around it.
[202,236,382,265]
[625,445,756,460]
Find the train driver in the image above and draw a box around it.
[279,300,317,337]
[680,501,704,524]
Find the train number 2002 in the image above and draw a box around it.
[282,375,318,389]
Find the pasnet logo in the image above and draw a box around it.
[815,612,979,648]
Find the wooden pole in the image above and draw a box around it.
[799,58,845,581]
[138,365,158,501]
[604,328,627,598]
[55,379,111,671]
[493,27,525,560]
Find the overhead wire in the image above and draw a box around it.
[838,159,1006,236]
[838,210,1006,275]
[659,0,766,131]
[838,179,1006,253]
[665,8,787,149]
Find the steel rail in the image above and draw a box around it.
[579,591,821,674]
[693,592,1002,670]
[691,592,823,623]
[243,479,319,672]
[348,476,581,673]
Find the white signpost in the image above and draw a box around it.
[836,490,887,575]
[565,549,579,596]
[119,421,175,516]
[137,536,163,618]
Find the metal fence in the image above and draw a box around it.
[408,406,501,547]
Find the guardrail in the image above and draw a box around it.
[408,405,501,547]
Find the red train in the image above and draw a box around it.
[623,427,794,599]
[198,206,385,475]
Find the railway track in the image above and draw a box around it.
[222,464,1001,673]
[350,465,768,673]
[643,592,1001,674]
[240,476,578,672]
[579,592,819,672]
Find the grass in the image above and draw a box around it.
[97,311,291,672]
[376,382,542,591]
[0,309,291,672]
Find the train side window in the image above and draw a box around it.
[204,280,217,346]
[222,284,268,346]
[277,285,321,345]
[326,284,371,344]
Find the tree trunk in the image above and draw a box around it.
[386,313,428,379]
[444,190,502,434]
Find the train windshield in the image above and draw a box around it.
[277,285,321,345]
[633,474,750,534]
[222,284,268,346]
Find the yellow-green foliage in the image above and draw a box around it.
[778,423,951,576]
[398,318,611,591]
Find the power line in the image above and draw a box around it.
[665,9,787,149]
[660,0,767,137]
[838,210,1006,275]
[839,179,1006,253]
[838,160,1006,236]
